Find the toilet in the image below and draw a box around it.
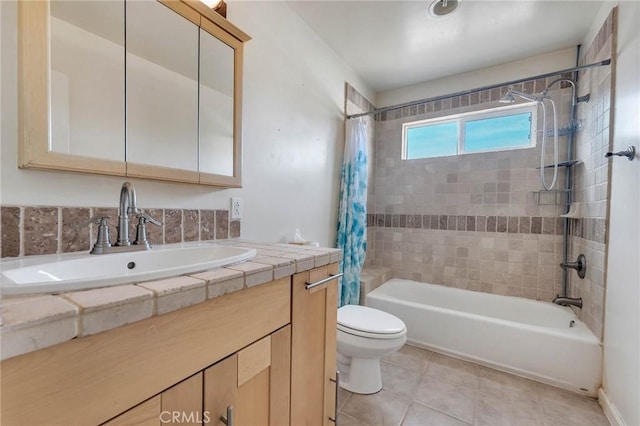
[336,305,407,394]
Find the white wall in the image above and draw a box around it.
[0,1,372,247]
[226,1,372,246]
[376,47,577,107]
[601,2,640,425]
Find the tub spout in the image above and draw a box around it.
[553,296,583,309]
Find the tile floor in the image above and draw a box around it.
[338,345,609,426]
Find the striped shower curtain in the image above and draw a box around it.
[336,117,368,307]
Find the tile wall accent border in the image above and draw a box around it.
[0,206,241,259]
[346,83,375,114]
[376,73,574,122]
[367,213,606,242]
[366,213,563,236]
[572,218,607,244]
[583,8,615,64]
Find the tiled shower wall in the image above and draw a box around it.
[368,76,578,300]
[1,206,240,258]
[568,9,616,339]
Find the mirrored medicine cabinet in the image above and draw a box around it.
[18,0,250,187]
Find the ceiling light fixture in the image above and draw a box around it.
[428,0,461,18]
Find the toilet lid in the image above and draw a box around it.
[337,305,406,335]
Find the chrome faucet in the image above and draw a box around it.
[80,182,161,254]
[116,182,139,246]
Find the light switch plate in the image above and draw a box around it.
[231,197,242,220]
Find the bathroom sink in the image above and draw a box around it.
[0,243,256,295]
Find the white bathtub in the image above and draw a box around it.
[366,278,602,396]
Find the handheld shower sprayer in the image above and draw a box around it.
[499,90,559,190]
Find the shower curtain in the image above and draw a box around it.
[336,117,368,307]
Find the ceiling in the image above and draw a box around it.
[287,1,605,93]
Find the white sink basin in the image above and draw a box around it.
[0,243,256,295]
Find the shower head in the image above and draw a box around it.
[499,90,543,103]
[499,92,516,103]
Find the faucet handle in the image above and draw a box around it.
[136,210,162,226]
[74,215,110,229]
[133,211,161,247]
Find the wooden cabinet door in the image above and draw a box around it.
[204,353,238,426]
[204,326,291,426]
[103,373,203,426]
[291,264,339,426]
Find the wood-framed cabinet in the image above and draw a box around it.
[103,373,204,426]
[0,264,340,426]
[204,327,291,426]
[291,263,340,426]
[104,326,291,426]
[17,0,249,187]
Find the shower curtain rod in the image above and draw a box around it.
[346,59,611,120]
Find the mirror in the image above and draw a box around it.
[18,0,249,185]
[198,18,245,186]
[49,0,124,161]
[126,0,199,179]
[199,27,235,177]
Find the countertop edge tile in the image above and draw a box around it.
[136,276,206,296]
[0,295,80,332]
[189,267,244,284]
[1,240,342,358]
[62,285,154,313]
[1,316,79,361]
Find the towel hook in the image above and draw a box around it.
[605,146,635,161]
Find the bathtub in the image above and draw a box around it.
[366,278,602,396]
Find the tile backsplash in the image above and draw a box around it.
[1,206,241,258]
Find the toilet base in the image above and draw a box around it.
[337,357,383,394]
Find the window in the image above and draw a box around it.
[402,103,537,160]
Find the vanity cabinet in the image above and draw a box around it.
[0,277,290,425]
[103,373,203,426]
[0,263,339,426]
[17,0,249,187]
[204,327,291,426]
[104,327,291,426]
[291,263,340,426]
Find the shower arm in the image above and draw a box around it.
[543,78,577,107]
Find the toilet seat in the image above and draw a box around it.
[338,305,406,339]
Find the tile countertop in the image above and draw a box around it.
[0,240,342,361]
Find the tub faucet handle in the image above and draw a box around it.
[559,254,586,279]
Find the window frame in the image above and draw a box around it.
[401,102,538,160]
